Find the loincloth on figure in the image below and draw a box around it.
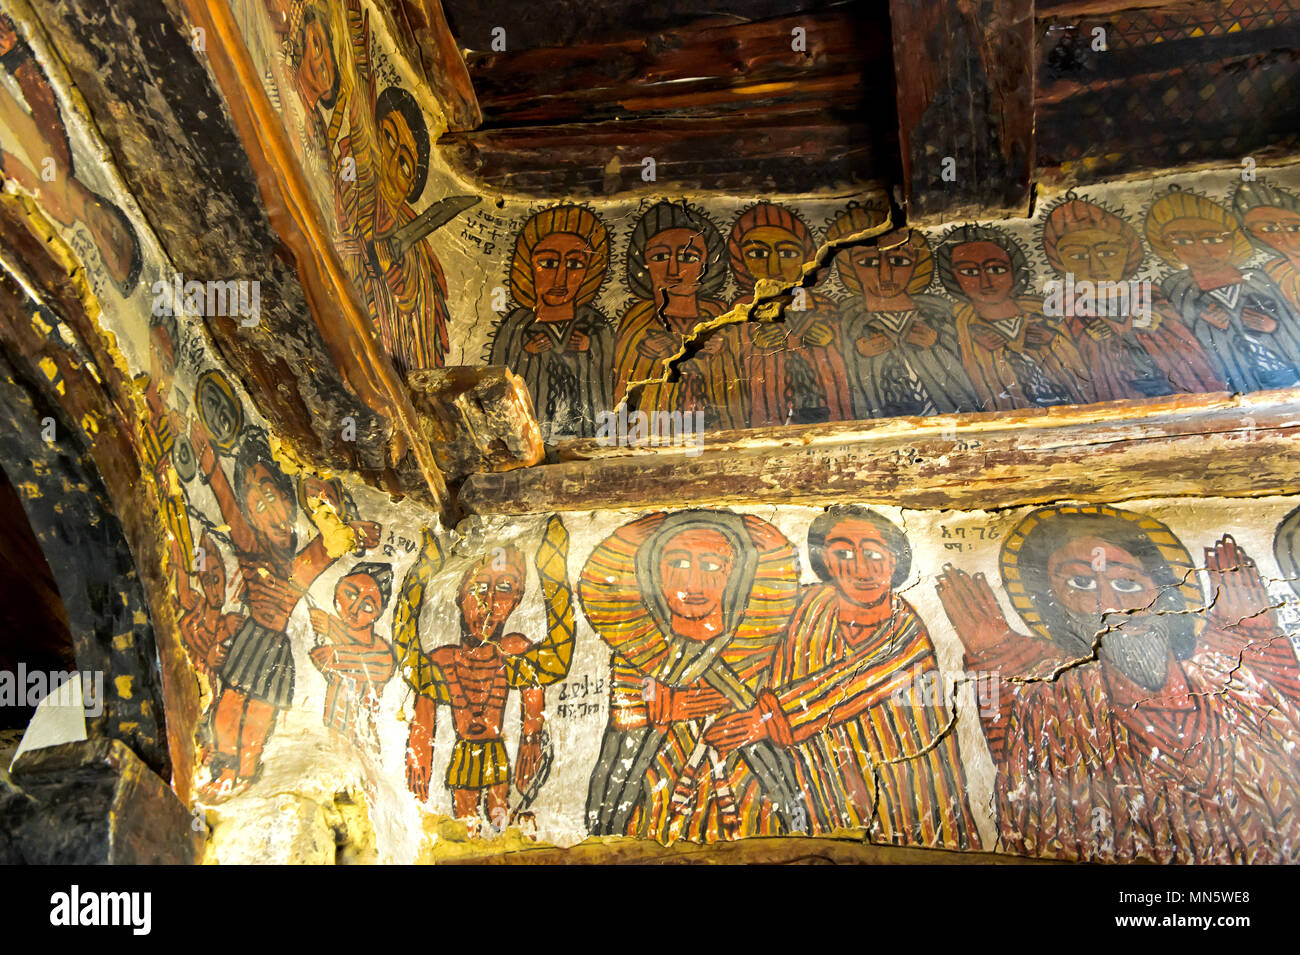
[446,737,510,790]
[221,618,295,707]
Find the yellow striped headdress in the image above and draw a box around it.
[508,204,609,310]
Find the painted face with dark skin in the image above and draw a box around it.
[849,233,917,300]
[740,226,806,283]
[243,462,296,559]
[1048,537,1157,616]
[199,538,226,608]
[1161,217,1237,273]
[823,518,896,608]
[458,556,524,643]
[531,232,591,307]
[951,241,1016,306]
[298,18,336,110]
[334,573,383,630]
[1046,536,1170,688]
[646,228,707,297]
[301,476,344,516]
[378,110,418,208]
[1055,228,1131,284]
[657,528,734,638]
[1244,206,1300,261]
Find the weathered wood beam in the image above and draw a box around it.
[439,112,885,199]
[465,10,890,125]
[460,389,1300,516]
[888,0,1036,223]
[1035,3,1300,186]
[391,0,482,131]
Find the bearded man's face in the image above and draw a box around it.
[1044,537,1175,691]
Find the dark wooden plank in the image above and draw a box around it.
[1035,1,1300,186]
[465,10,890,126]
[461,388,1300,516]
[888,0,1035,223]
[439,112,887,198]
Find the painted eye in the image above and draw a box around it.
[668,558,690,570]
[1097,249,1116,257]
[1172,237,1194,245]
[988,264,1010,274]
[865,549,886,561]
[746,248,770,259]
[362,601,375,613]
[399,159,411,178]
[779,248,801,259]
[649,251,670,262]
[566,257,586,270]
[1111,578,1144,594]
[1287,224,1300,233]
[679,251,701,263]
[700,559,723,572]
[957,267,980,276]
[887,255,913,268]
[1203,235,1226,244]
[1067,575,1098,591]
[832,548,855,561]
[495,582,514,593]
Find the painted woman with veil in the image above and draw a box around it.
[579,509,802,844]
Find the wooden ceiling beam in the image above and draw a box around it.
[889,0,1036,223]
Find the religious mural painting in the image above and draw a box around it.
[936,504,1300,863]
[189,414,383,798]
[1038,192,1222,402]
[487,204,614,439]
[1146,187,1300,393]
[396,518,576,834]
[579,510,802,843]
[612,200,733,429]
[829,203,981,419]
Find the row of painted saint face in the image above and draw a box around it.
[487,184,1300,440]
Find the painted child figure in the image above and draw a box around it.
[175,529,243,685]
[190,422,381,799]
[308,562,397,751]
[404,544,575,835]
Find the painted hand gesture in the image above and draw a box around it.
[856,332,893,357]
[905,322,939,348]
[514,733,542,791]
[523,330,553,354]
[566,329,591,352]
[638,329,677,359]
[703,706,768,755]
[1242,308,1278,335]
[189,417,216,478]
[935,565,1013,658]
[1206,535,1278,632]
[348,520,381,550]
[405,695,436,801]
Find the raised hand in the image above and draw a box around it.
[905,322,939,348]
[189,417,216,477]
[348,521,381,550]
[1206,535,1278,631]
[566,329,591,352]
[935,565,1014,658]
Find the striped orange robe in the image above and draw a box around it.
[581,513,798,843]
[954,296,1093,410]
[309,616,396,747]
[613,298,746,430]
[969,621,1300,863]
[766,587,980,848]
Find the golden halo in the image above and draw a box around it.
[999,503,1205,643]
